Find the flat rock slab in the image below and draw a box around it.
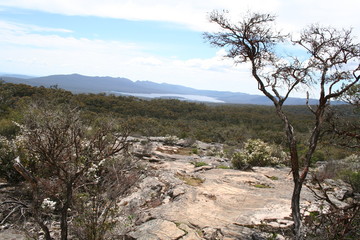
[142,162,317,235]
[129,219,185,240]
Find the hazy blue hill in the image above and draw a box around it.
[29,74,141,93]
[1,73,326,105]
[0,73,35,79]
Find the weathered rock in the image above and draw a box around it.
[202,227,224,240]
[129,219,185,240]
[335,189,353,201]
[121,161,320,239]
[171,186,186,198]
[119,176,166,211]
[194,165,214,172]
[178,223,202,240]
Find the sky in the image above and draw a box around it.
[0,0,359,97]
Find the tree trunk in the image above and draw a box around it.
[60,206,68,240]
[60,183,73,240]
[292,179,304,240]
[34,209,52,240]
[275,108,306,239]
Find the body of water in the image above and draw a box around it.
[110,92,225,103]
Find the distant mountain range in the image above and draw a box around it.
[1,73,326,105]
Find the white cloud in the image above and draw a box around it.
[0,20,138,50]
[0,20,72,35]
[173,49,233,72]
[0,0,359,33]
[277,0,360,34]
[0,18,259,94]
[130,57,163,67]
[0,0,287,31]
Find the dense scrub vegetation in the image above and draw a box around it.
[0,81,357,160]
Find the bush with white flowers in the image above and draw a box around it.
[231,139,288,170]
[0,136,22,183]
[41,198,56,211]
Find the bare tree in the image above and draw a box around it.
[204,10,360,239]
[13,101,136,240]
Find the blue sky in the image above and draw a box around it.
[0,0,359,97]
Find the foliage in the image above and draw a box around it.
[0,119,19,139]
[191,161,208,167]
[11,101,138,240]
[338,83,360,106]
[163,135,180,146]
[176,173,204,186]
[336,155,360,193]
[191,148,198,155]
[72,157,138,240]
[339,170,360,193]
[0,137,23,183]
[0,81,356,161]
[231,139,288,170]
[0,82,317,144]
[324,105,360,149]
[315,154,360,189]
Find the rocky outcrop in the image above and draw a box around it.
[1,137,356,239]
[119,138,357,239]
[115,139,305,239]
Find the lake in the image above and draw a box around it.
[110,92,225,103]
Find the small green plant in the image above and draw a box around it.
[176,173,204,186]
[191,148,198,154]
[254,183,271,188]
[191,161,208,167]
[266,175,279,180]
[267,233,278,240]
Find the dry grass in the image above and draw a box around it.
[176,173,204,186]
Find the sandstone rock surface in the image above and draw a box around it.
[1,138,354,239]
[120,139,319,239]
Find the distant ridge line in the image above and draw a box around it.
[1,73,341,105]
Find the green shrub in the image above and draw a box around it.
[339,170,360,193]
[231,139,287,170]
[191,148,198,154]
[164,135,179,146]
[0,137,23,183]
[310,150,326,165]
[0,119,19,139]
[191,161,208,167]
